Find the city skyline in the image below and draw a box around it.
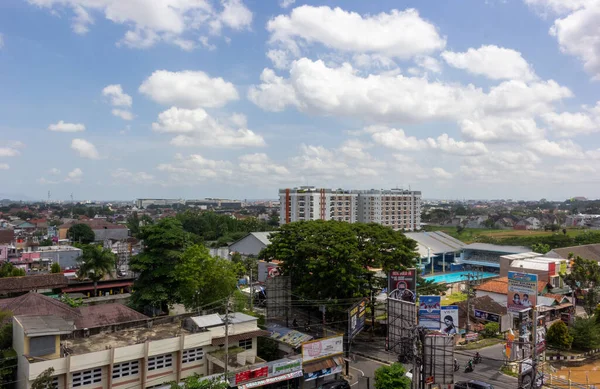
[1,1,600,201]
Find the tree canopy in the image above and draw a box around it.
[259,221,418,301]
[546,321,573,350]
[130,218,196,313]
[68,223,95,244]
[570,316,600,351]
[562,256,600,315]
[174,244,239,311]
[0,262,26,278]
[171,375,228,389]
[76,244,117,296]
[374,363,411,389]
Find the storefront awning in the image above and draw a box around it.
[303,356,344,374]
[238,370,303,389]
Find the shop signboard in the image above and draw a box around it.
[508,272,538,312]
[388,268,417,303]
[440,306,459,335]
[235,366,269,385]
[240,371,304,389]
[304,365,343,382]
[418,296,441,330]
[474,309,500,323]
[348,298,368,340]
[301,336,344,363]
[465,333,479,341]
[272,359,302,376]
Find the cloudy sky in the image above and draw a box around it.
[1,0,599,201]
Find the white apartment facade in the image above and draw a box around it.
[279,187,421,231]
[13,312,286,389]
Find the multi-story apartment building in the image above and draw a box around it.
[13,312,295,389]
[279,187,421,231]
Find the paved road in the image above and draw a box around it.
[351,337,517,389]
[348,355,389,389]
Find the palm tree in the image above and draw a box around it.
[77,245,117,297]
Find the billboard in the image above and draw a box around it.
[266,276,291,320]
[474,309,500,323]
[387,297,417,357]
[505,330,515,359]
[440,306,459,335]
[301,336,343,363]
[423,334,455,385]
[508,272,538,312]
[388,268,417,303]
[348,298,368,340]
[419,296,441,330]
[536,316,546,354]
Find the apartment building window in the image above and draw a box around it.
[72,368,102,387]
[51,376,59,389]
[148,353,173,371]
[182,347,204,364]
[239,338,252,350]
[112,360,140,379]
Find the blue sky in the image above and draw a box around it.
[1,0,599,201]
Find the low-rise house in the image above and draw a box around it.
[546,243,600,263]
[229,232,276,258]
[474,276,549,307]
[58,220,129,241]
[13,311,273,389]
[494,217,514,229]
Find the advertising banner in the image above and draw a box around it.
[388,268,417,303]
[474,309,500,323]
[235,366,269,385]
[348,298,368,340]
[301,336,344,363]
[559,261,567,275]
[506,330,515,359]
[508,272,538,312]
[304,365,343,381]
[536,316,546,354]
[419,296,441,330]
[440,306,459,335]
[272,360,302,376]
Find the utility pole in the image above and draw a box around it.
[532,308,538,389]
[464,274,473,338]
[249,267,253,311]
[224,295,231,380]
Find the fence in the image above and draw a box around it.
[542,373,597,389]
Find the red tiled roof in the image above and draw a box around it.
[0,229,14,244]
[76,304,148,329]
[0,292,81,320]
[59,219,127,230]
[0,274,68,294]
[474,276,547,295]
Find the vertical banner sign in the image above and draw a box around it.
[506,330,515,359]
[440,306,459,335]
[507,272,538,312]
[536,315,546,354]
[419,296,441,330]
[348,298,368,340]
[388,268,417,303]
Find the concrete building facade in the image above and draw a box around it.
[279,187,421,231]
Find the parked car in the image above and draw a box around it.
[454,380,494,389]
[319,379,351,389]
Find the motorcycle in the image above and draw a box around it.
[454,361,460,372]
[464,365,473,373]
[474,355,482,364]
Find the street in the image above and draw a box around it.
[350,338,517,389]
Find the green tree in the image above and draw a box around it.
[482,322,500,338]
[546,321,573,350]
[130,218,195,314]
[50,262,61,273]
[127,212,141,237]
[30,367,55,389]
[257,337,280,361]
[417,275,449,296]
[39,238,53,247]
[171,375,228,389]
[531,243,550,254]
[76,245,116,297]
[174,244,239,312]
[570,316,600,351]
[562,256,600,315]
[0,262,26,278]
[259,221,418,302]
[68,223,95,243]
[374,363,411,389]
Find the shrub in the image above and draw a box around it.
[482,322,499,338]
[546,321,573,350]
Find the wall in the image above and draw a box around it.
[229,236,266,257]
[93,228,129,241]
[39,249,82,269]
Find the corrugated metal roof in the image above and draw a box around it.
[16,315,74,336]
[250,232,275,246]
[463,243,530,253]
[192,313,223,328]
[404,231,466,256]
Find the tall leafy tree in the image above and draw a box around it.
[68,223,95,244]
[546,321,573,350]
[375,363,411,389]
[0,263,26,278]
[562,256,600,315]
[129,218,195,314]
[259,221,418,302]
[570,316,600,351]
[126,212,141,237]
[30,368,55,389]
[76,244,116,297]
[174,245,239,312]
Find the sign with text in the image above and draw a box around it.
[348,298,368,340]
[465,332,479,341]
[419,296,441,330]
[301,336,343,363]
[536,316,546,354]
[388,268,417,303]
[272,359,302,376]
[440,306,459,335]
[508,272,538,312]
[235,366,269,385]
[474,309,500,323]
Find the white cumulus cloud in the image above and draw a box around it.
[442,45,537,81]
[71,139,100,159]
[152,107,266,148]
[48,120,86,132]
[102,84,132,107]
[65,168,83,183]
[111,109,134,121]
[0,164,9,170]
[139,70,239,108]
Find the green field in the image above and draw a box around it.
[426,226,587,244]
